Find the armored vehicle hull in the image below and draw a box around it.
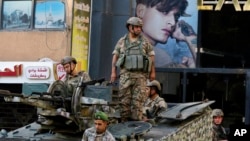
[1,101,214,141]
[0,78,214,140]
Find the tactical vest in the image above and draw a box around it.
[116,36,151,72]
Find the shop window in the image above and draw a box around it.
[34,0,65,29]
[2,0,32,29]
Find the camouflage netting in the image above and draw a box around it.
[161,107,212,141]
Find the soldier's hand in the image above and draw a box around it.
[110,72,117,83]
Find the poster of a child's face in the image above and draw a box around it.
[136,0,198,68]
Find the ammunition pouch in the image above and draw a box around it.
[124,55,143,71]
[123,55,151,72]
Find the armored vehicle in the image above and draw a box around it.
[0,77,214,141]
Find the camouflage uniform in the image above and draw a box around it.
[212,123,228,141]
[82,127,115,141]
[212,109,228,141]
[60,56,91,95]
[143,95,167,116]
[64,71,91,95]
[112,34,154,121]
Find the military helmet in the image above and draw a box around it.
[147,80,161,91]
[126,17,143,26]
[212,109,224,117]
[61,56,77,65]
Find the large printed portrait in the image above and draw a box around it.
[135,0,198,68]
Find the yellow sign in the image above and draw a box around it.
[71,0,92,71]
[198,0,250,11]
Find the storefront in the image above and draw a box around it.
[0,61,66,131]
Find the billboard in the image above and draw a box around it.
[135,0,198,68]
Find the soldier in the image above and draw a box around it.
[143,80,167,121]
[110,17,155,121]
[212,109,228,141]
[82,111,115,141]
[60,56,91,94]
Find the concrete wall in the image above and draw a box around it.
[0,0,73,62]
[0,31,71,61]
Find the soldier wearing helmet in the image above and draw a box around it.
[143,80,167,121]
[126,17,143,33]
[110,17,155,122]
[60,56,91,95]
[61,56,77,74]
[212,109,228,141]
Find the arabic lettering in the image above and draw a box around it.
[29,74,47,79]
[0,64,22,77]
[25,66,50,79]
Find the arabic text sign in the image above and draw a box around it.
[55,63,66,81]
[0,64,22,76]
[71,0,92,71]
[25,66,50,79]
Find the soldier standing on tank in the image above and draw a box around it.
[61,56,91,95]
[110,17,155,122]
[82,111,116,141]
[212,109,228,141]
[143,80,167,121]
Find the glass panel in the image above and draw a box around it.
[35,0,65,29]
[2,0,32,29]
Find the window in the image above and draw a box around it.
[35,0,65,29]
[1,0,65,30]
[2,0,32,29]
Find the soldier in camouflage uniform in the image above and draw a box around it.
[212,109,228,141]
[143,80,167,121]
[82,111,115,141]
[61,56,91,95]
[110,17,155,121]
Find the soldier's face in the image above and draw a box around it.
[149,87,156,97]
[129,25,142,36]
[63,63,74,74]
[213,116,223,125]
[94,120,108,134]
